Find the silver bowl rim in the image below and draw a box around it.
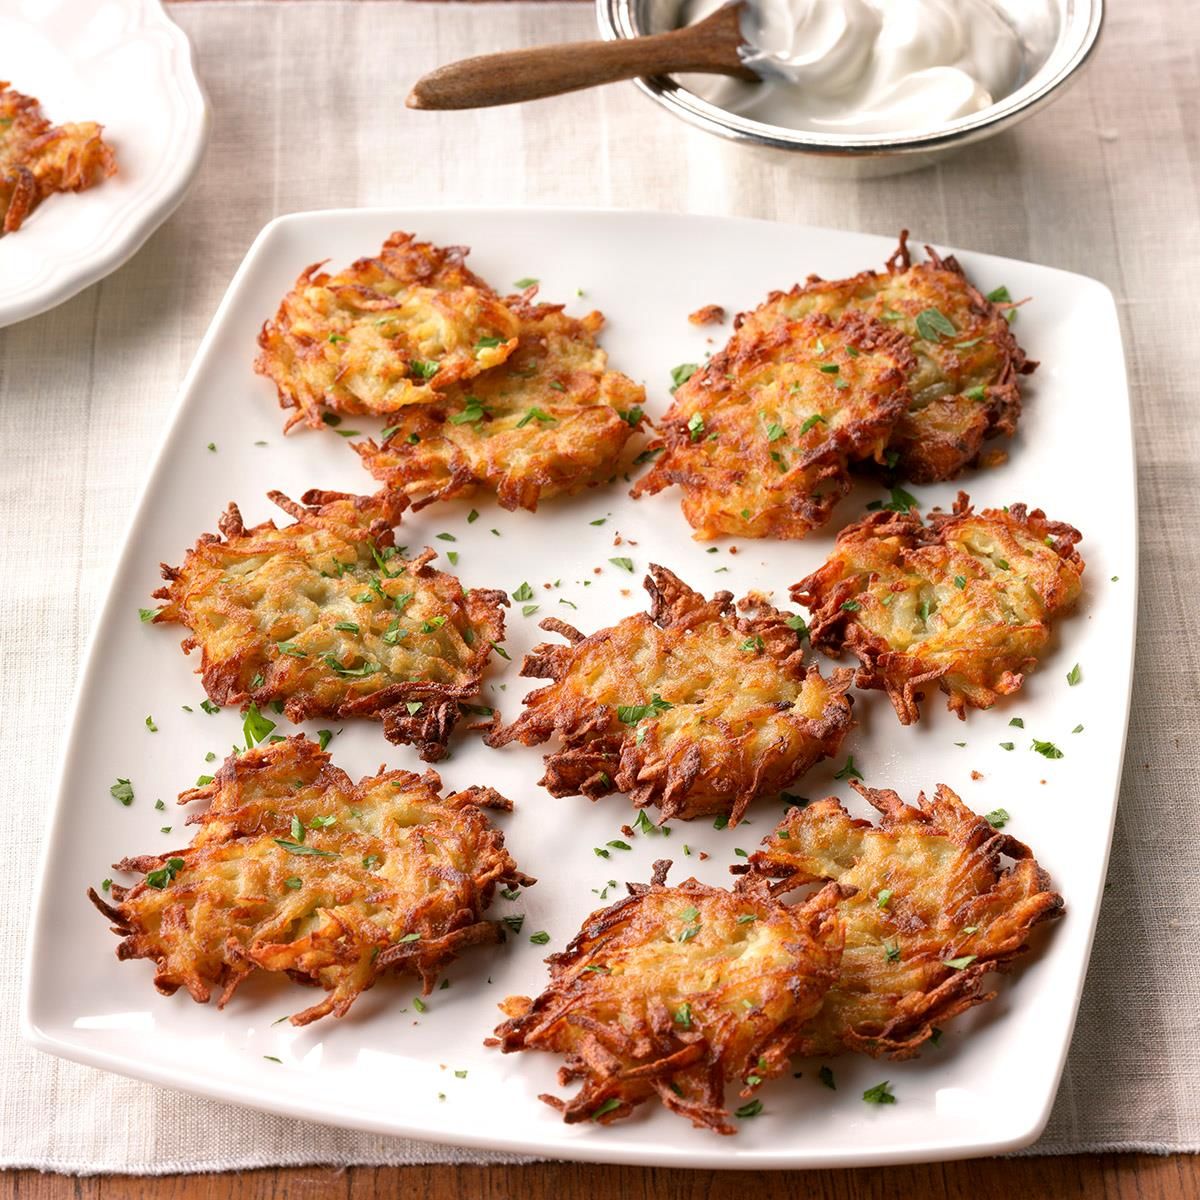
[595,0,1104,157]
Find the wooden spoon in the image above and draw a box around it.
[406,2,754,111]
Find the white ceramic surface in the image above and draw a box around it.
[21,209,1135,1168]
[0,0,207,328]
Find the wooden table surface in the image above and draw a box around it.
[3,1155,1198,1198]
[3,2,1193,1196]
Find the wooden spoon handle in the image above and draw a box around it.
[407,3,753,110]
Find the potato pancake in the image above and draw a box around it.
[89,736,531,1025]
[736,780,1062,1058]
[793,493,1084,723]
[255,231,521,431]
[355,299,645,512]
[487,565,853,824]
[0,83,116,234]
[630,312,913,539]
[152,489,507,759]
[735,231,1032,483]
[491,862,844,1133]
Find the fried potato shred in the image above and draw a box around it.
[0,83,116,234]
[736,780,1062,1058]
[89,736,530,1025]
[355,299,645,512]
[631,312,913,539]
[492,861,844,1133]
[793,492,1084,723]
[737,231,1033,483]
[153,489,506,759]
[255,231,522,430]
[487,565,853,824]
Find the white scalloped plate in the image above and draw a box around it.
[0,0,207,328]
[22,210,1135,1168]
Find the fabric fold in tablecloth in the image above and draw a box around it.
[2,0,1198,1173]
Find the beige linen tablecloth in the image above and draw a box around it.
[1,0,1197,1172]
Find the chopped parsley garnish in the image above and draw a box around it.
[738,635,764,652]
[674,1003,693,1028]
[1073,724,1084,733]
[862,1080,896,1105]
[516,407,556,428]
[502,915,525,933]
[765,420,786,442]
[817,363,840,375]
[985,808,1010,828]
[513,277,539,289]
[616,694,673,725]
[1031,739,1064,759]
[964,385,987,401]
[476,336,504,350]
[687,412,706,441]
[145,857,185,889]
[276,642,306,658]
[914,308,956,341]
[1067,663,1082,686]
[883,939,901,962]
[840,600,860,612]
[243,702,276,747]
[138,607,162,623]
[145,715,157,732]
[110,778,134,806]
[609,557,634,572]
[529,930,550,945]
[323,656,378,677]
[834,756,863,782]
[273,839,339,858]
[954,576,967,589]
[818,1065,836,1090]
[944,954,977,969]
[592,1097,621,1120]
[876,888,892,909]
[867,486,920,514]
[449,399,486,425]
[200,699,220,715]
[618,407,643,427]
[987,284,1012,305]
[512,582,534,602]
[799,413,827,435]
[785,613,809,637]
[670,363,699,391]
[735,1100,763,1119]
[489,641,511,660]
[1000,741,1014,751]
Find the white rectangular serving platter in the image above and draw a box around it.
[21,209,1136,1169]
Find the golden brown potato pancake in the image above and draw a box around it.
[793,492,1084,723]
[734,232,1033,484]
[736,780,1062,1058]
[487,565,853,824]
[0,83,116,234]
[354,299,645,512]
[90,736,531,1025]
[630,312,913,539]
[491,861,844,1133]
[255,231,522,431]
[152,488,507,759]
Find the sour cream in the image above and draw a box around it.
[680,0,1024,137]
